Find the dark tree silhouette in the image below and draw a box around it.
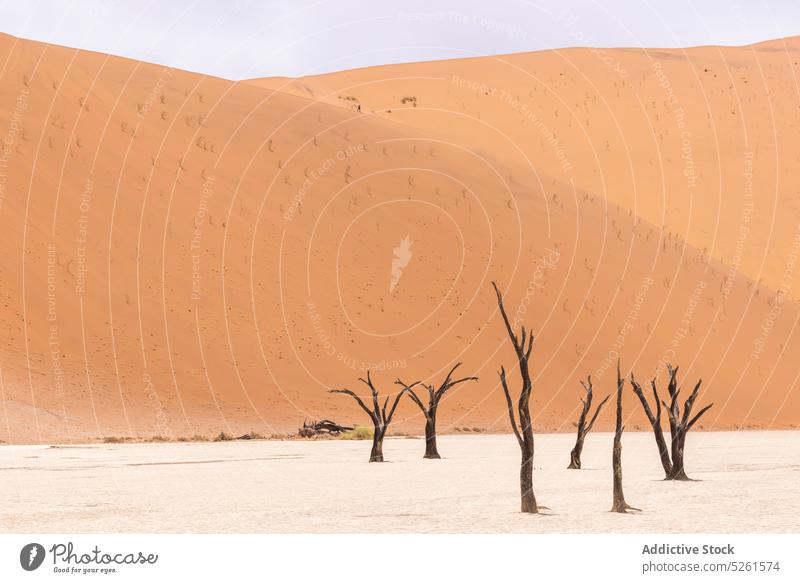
[661,365,714,480]
[492,281,539,514]
[631,365,713,480]
[630,373,672,478]
[330,371,416,462]
[396,363,478,459]
[567,375,610,469]
[611,361,639,513]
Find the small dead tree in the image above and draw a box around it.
[493,282,539,514]
[330,371,416,462]
[662,365,713,480]
[631,365,713,480]
[611,362,638,513]
[567,375,610,469]
[396,363,478,459]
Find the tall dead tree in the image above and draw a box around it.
[396,363,478,459]
[493,282,539,514]
[611,362,638,513]
[567,375,610,469]
[330,371,416,462]
[631,365,713,480]
[630,373,672,478]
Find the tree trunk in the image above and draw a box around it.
[611,425,627,512]
[668,431,690,480]
[568,430,584,469]
[652,423,673,479]
[520,441,537,513]
[630,380,673,478]
[519,404,538,513]
[423,414,440,459]
[369,428,385,462]
[611,363,635,513]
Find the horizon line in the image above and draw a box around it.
[1,29,799,82]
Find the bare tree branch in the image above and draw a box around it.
[686,403,713,432]
[492,282,523,356]
[386,388,411,425]
[499,367,523,448]
[438,362,462,391]
[329,389,376,421]
[407,389,426,412]
[681,379,703,427]
[586,394,611,433]
[437,375,479,401]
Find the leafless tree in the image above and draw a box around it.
[567,375,610,469]
[297,419,352,437]
[396,363,478,459]
[631,365,713,480]
[630,373,672,478]
[611,361,639,513]
[662,365,714,480]
[493,282,539,514]
[330,371,416,462]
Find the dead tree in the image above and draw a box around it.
[396,363,478,459]
[330,371,416,462]
[630,373,672,478]
[567,375,610,469]
[493,282,539,514]
[631,365,713,480]
[611,361,638,513]
[662,365,714,480]
[298,419,353,437]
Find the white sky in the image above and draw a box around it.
[0,0,797,79]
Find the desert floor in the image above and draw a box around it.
[0,431,796,533]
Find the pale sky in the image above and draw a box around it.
[0,0,797,79]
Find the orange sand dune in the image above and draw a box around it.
[0,33,798,443]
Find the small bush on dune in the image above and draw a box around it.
[339,425,374,440]
[214,431,234,442]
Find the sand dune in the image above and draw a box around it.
[0,32,798,442]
